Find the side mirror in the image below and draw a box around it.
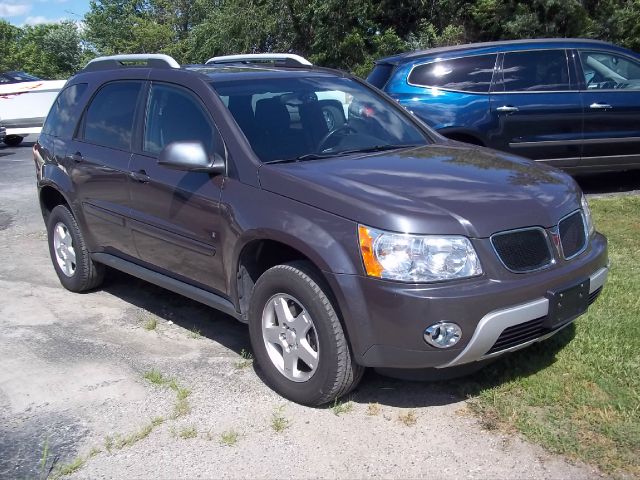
[158,141,225,175]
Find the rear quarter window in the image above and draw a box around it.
[42,83,88,138]
[408,54,497,93]
[367,63,395,89]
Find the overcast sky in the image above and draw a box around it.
[0,0,90,26]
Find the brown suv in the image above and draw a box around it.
[34,54,609,406]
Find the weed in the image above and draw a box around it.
[179,426,198,439]
[271,406,290,432]
[220,430,239,446]
[143,316,157,331]
[54,456,85,478]
[367,403,381,416]
[234,348,254,369]
[173,397,191,418]
[143,369,167,385]
[189,326,202,339]
[398,410,417,427]
[332,398,354,416]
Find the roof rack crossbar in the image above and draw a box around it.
[83,54,180,72]
[205,53,312,67]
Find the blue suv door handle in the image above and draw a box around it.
[496,105,519,114]
[589,102,613,110]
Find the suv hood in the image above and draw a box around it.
[258,144,582,238]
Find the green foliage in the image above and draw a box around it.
[3,1,640,86]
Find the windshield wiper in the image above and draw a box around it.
[263,144,421,165]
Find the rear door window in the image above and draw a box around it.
[42,83,88,138]
[81,81,143,151]
[407,54,497,93]
[579,51,640,90]
[501,50,572,92]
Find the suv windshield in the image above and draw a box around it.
[212,76,428,162]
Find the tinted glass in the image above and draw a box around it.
[502,50,571,92]
[579,51,640,90]
[0,71,40,83]
[212,76,428,163]
[367,63,395,88]
[144,84,215,155]
[42,83,88,138]
[408,54,497,92]
[83,81,142,150]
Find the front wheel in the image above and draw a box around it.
[248,261,364,406]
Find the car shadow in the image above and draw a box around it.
[100,268,577,409]
[575,170,640,195]
[100,269,251,356]
[349,324,576,408]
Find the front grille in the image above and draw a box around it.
[559,211,587,259]
[486,317,546,354]
[491,228,552,273]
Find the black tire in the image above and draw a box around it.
[4,135,24,147]
[248,261,364,406]
[47,204,104,292]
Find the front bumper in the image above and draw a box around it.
[324,232,608,369]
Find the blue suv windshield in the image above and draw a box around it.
[212,76,429,162]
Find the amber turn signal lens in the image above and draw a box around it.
[358,225,383,277]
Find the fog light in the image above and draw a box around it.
[424,322,462,348]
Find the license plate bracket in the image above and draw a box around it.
[545,279,590,330]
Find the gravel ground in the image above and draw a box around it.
[3,140,633,479]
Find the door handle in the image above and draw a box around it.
[129,169,150,183]
[69,152,83,163]
[589,102,612,110]
[496,105,519,113]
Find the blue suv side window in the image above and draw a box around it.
[407,54,497,93]
[501,50,571,92]
[579,51,640,90]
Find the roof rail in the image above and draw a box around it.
[83,54,180,72]
[205,53,312,67]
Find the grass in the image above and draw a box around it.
[271,406,290,432]
[331,398,354,416]
[220,430,239,446]
[366,403,381,416]
[178,426,198,439]
[143,369,192,418]
[143,316,157,331]
[459,196,640,476]
[105,417,164,451]
[189,326,202,339]
[398,410,417,427]
[234,348,254,369]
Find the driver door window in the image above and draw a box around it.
[144,83,215,155]
[579,51,640,90]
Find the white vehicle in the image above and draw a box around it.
[0,78,66,146]
[205,53,350,127]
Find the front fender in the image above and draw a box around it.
[219,180,362,296]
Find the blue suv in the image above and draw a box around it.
[369,39,640,173]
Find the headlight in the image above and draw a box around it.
[358,225,482,282]
[581,195,595,236]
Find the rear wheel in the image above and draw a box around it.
[248,261,364,406]
[47,204,104,292]
[4,135,24,147]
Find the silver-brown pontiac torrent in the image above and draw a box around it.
[34,54,609,406]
